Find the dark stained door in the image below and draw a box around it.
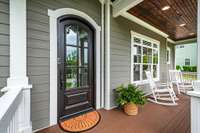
[57,16,95,120]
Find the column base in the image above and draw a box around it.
[7,76,29,88]
[19,123,32,133]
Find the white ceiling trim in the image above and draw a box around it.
[174,38,197,44]
[112,0,144,17]
[121,12,169,38]
[167,38,176,44]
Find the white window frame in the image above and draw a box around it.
[167,47,171,64]
[131,31,160,85]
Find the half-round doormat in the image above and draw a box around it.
[59,111,101,132]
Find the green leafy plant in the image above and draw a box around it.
[116,84,146,106]
[176,65,182,71]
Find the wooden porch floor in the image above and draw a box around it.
[36,95,190,133]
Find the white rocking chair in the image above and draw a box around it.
[169,70,193,94]
[145,71,178,106]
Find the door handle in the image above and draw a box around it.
[60,80,65,89]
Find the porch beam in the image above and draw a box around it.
[112,0,143,17]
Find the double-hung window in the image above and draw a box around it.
[131,32,160,84]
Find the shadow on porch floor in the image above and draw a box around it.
[36,94,190,133]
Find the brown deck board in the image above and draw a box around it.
[36,94,190,133]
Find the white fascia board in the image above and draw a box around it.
[174,38,197,44]
[121,12,169,38]
[113,0,144,17]
[167,38,176,44]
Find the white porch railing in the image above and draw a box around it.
[0,87,22,133]
[0,86,32,133]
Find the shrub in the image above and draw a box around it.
[182,66,191,72]
[190,66,197,72]
[182,66,197,72]
[176,65,182,70]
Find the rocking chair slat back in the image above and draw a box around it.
[169,70,183,83]
[145,71,156,89]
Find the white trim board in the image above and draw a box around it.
[48,8,102,126]
[112,0,144,17]
[167,38,176,44]
[175,38,197,44]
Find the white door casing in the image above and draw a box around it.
[48,8,101,126]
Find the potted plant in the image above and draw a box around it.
[116,84,146,115]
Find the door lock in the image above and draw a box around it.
[57,58,61,64]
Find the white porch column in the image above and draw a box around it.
[198,0,200,80]
[187,1,200,133]
[188,91,200,133]
[8,0,32,132]
[105,0,111,110]
[8,0,28,86]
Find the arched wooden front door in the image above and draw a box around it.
[57,16,95,120]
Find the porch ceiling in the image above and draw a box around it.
[128,0,197,41]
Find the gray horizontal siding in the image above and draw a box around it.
[0,0,9,94]
[27,0,101,130]
[0,34,9,45]
[110,15,169,107]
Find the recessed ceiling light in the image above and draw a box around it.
[162,6,170,11]
[189,32,195,35]
[179,23,186,27]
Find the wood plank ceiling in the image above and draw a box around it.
[128,0,197,41]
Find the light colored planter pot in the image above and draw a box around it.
[124,103,138,115]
